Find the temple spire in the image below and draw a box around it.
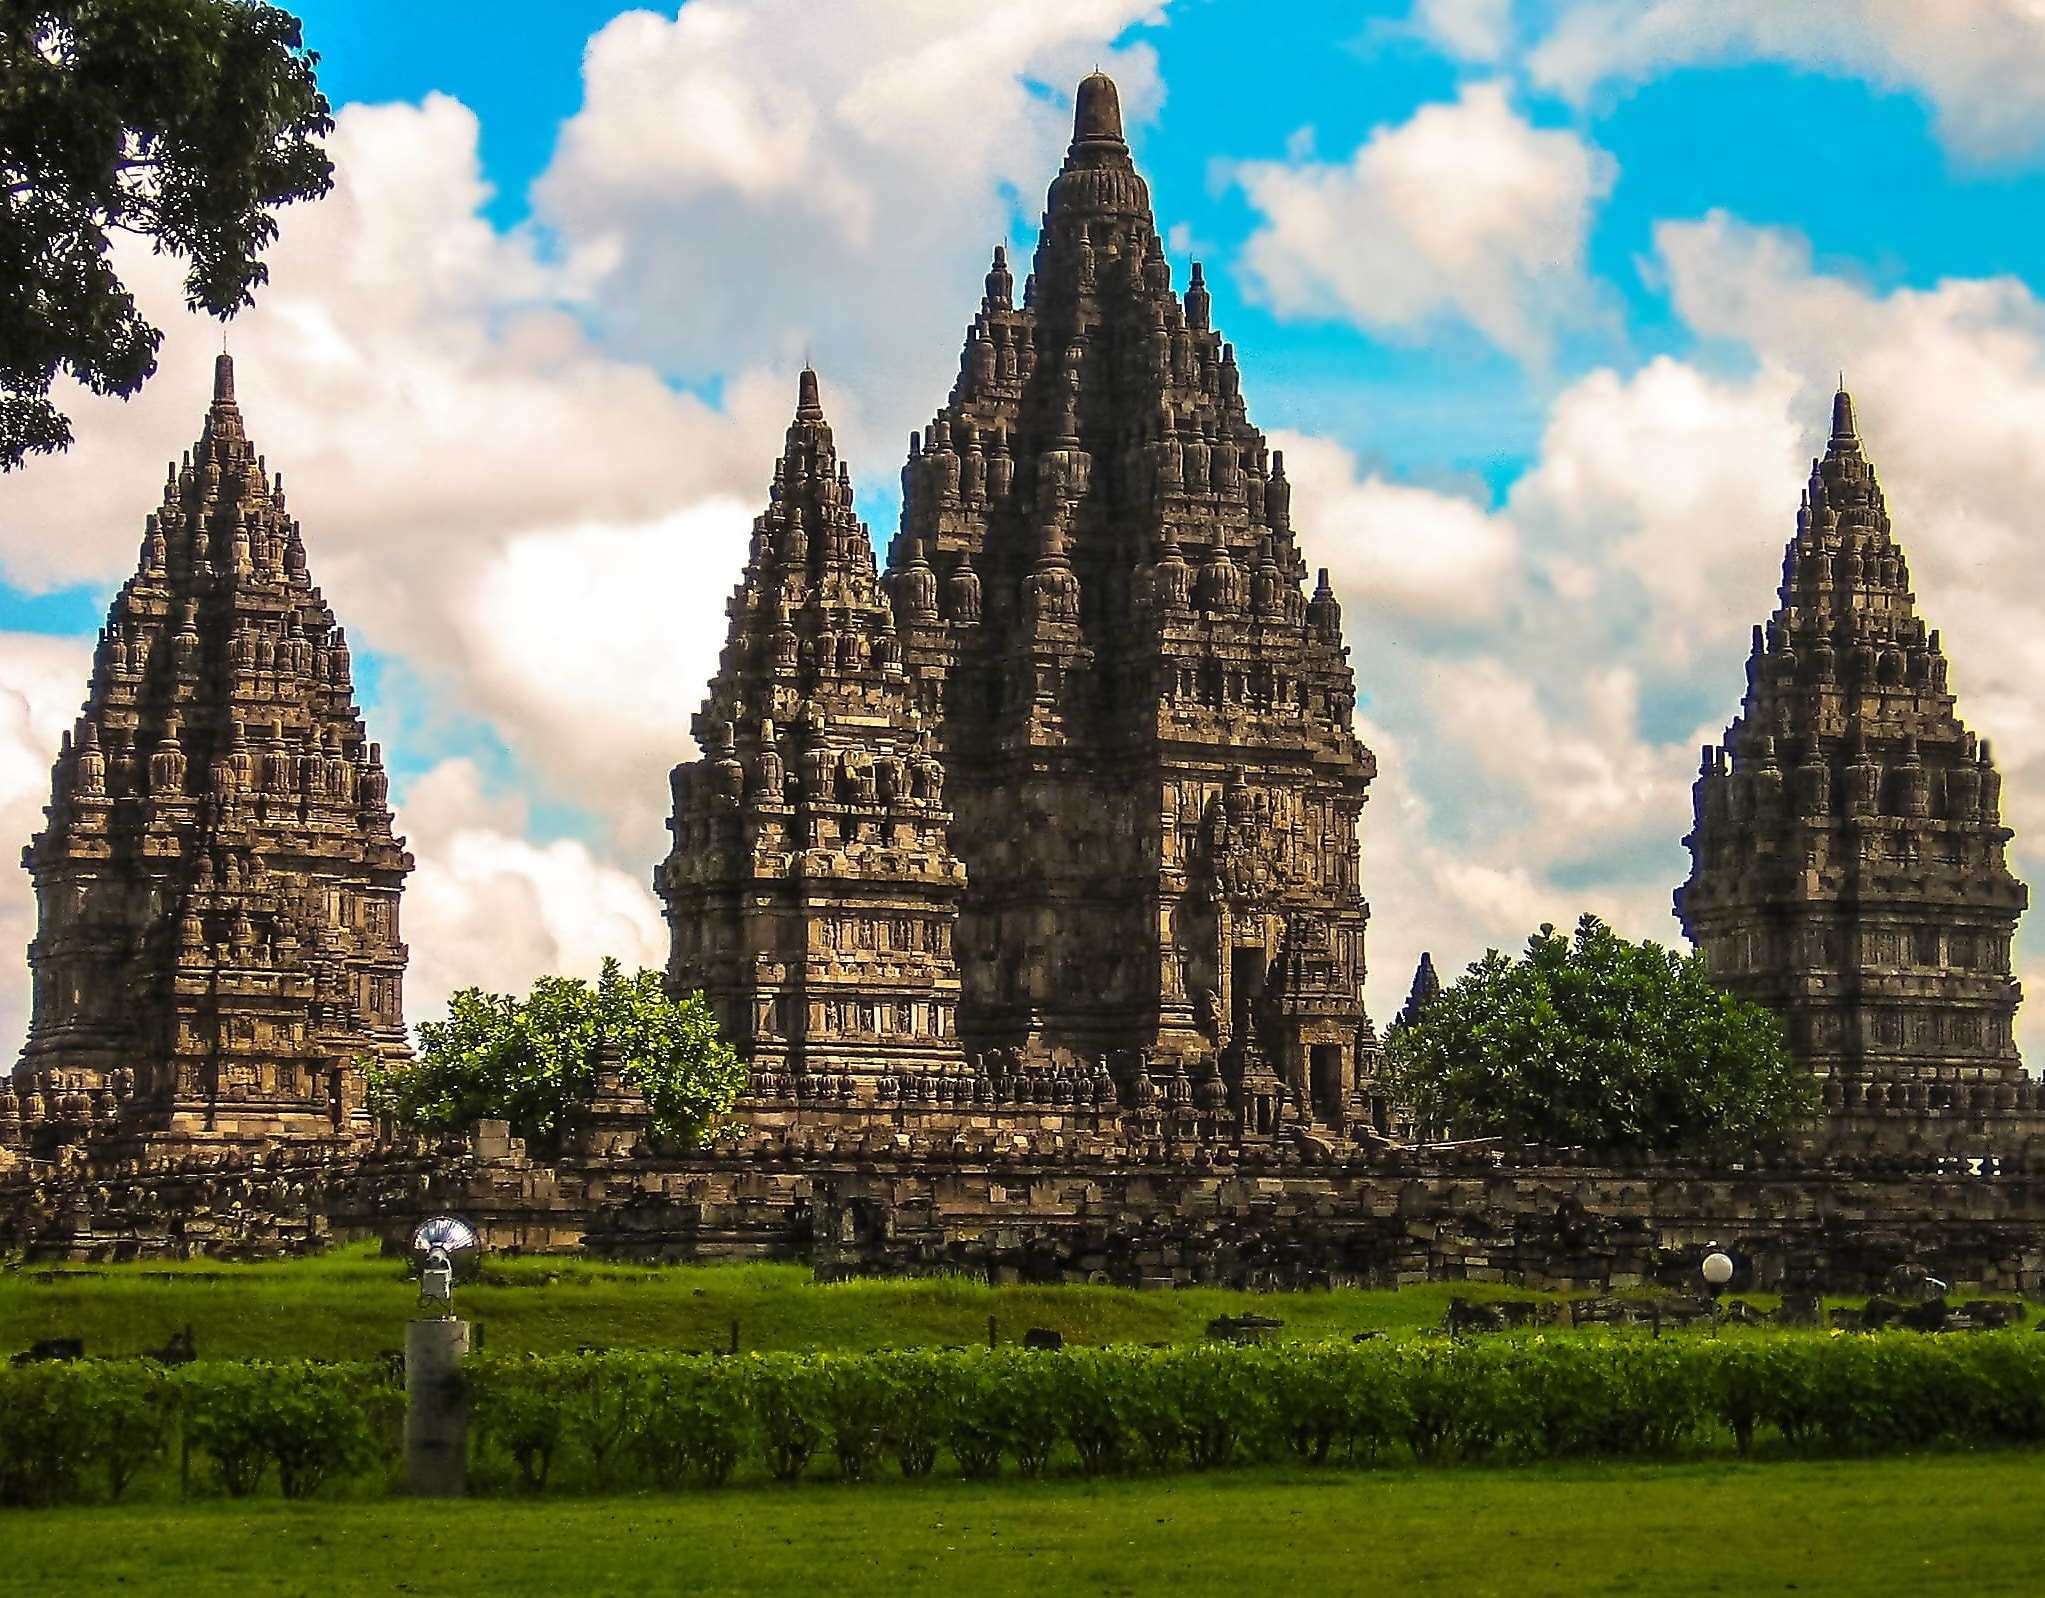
[1395,953,1442,1031]
[1677,383,2027,1093]
[12,360,413,1150]
[797,366,823,421]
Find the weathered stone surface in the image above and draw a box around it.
[2,356,411,1155]
[9,1127,2045,1303]
[1678,389,2027,1089]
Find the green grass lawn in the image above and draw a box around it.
[2,1244,1633,1359]
[7,1453,2038,1597]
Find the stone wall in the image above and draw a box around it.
[6,1114,2045,1299]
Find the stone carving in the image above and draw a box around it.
[1677,389,2027,1086]
[9,355,412,1152]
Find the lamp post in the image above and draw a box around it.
[1703,1246,1734,1334]
[405,1216,478,1497]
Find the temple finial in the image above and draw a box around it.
[1831,382,1856,445]
[212,351,236,407]
[1072,70,1125,146]
[797,366,823,420]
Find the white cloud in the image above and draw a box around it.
[396,759,668,1025]
[0,634,97,1058]
[1229,83,1615,361]
[1271,429,1517,627]
[0,93,810,869]
[534,0,1170,431]
[442,496,760,857]
[1506,354,1808,668]
[1355,712,1680,1030]
[1529,0,2045,162]
[1408,0,1516,63]
[0,93,794,1037]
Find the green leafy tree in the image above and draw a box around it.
[1382,914,1816,1155]
[1,0,333,469]
[367,960,746,1150]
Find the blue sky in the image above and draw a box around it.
[10,0,2045,1051]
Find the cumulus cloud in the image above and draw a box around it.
[1228,83,1616,361]
[1271,430,1517,628]
[2,93,790,850]
[0,634,97,1057]
[1406,0,1516,64]
[534,0,1170,433]
[1506,355,1808,669]
[396,759,668,1026]
[1529,0,2045,162]
[0,94,794,1036]
[1355,712,1682,1028]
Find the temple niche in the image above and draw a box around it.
[1677,388,2027,1086]
[658,371,966,1099]
[4,356,413,1153]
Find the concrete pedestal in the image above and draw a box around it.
[404,1317,470,1496]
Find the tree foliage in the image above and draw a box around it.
[366,960,746,1150]
[1,0,333,469]
[1381,914,1817,1155]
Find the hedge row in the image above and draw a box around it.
[0,1360,398,1507]
[6,1333,2043,1506]
[469,1334,2045,1488]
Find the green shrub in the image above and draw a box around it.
[1162,1345,1267,1470]
[1261,1344,1349,1465]
[1401,1339,1523,1464]
[559,1353,645,1489]
[630,1356,748,1488]
[874,1351,943,1479]
[1059,1349,1135,1476]
[89,1362,180,1499]
[1335,1339,1409,1464]
[991,1350,1065,1477]
[817,1353,891,1482]
[180,1362,384,1499]
[746,1355,827,1483]
[0,1362,93,1506]
[1950,1333,2045,1445]
[469,1356,571,1490]
[1119,1349,1189,1470]
[936,1353,1006,1480]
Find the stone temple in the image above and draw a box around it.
[1676,388,2027,1086]
[660,369,967,1093]
[662,72,1383,1139]
[2,355,412,1152]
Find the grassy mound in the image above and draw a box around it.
[2,1245,1594,1361]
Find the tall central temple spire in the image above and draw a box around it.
[1677,388,2027,1085]
[880,72,1380,1136]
